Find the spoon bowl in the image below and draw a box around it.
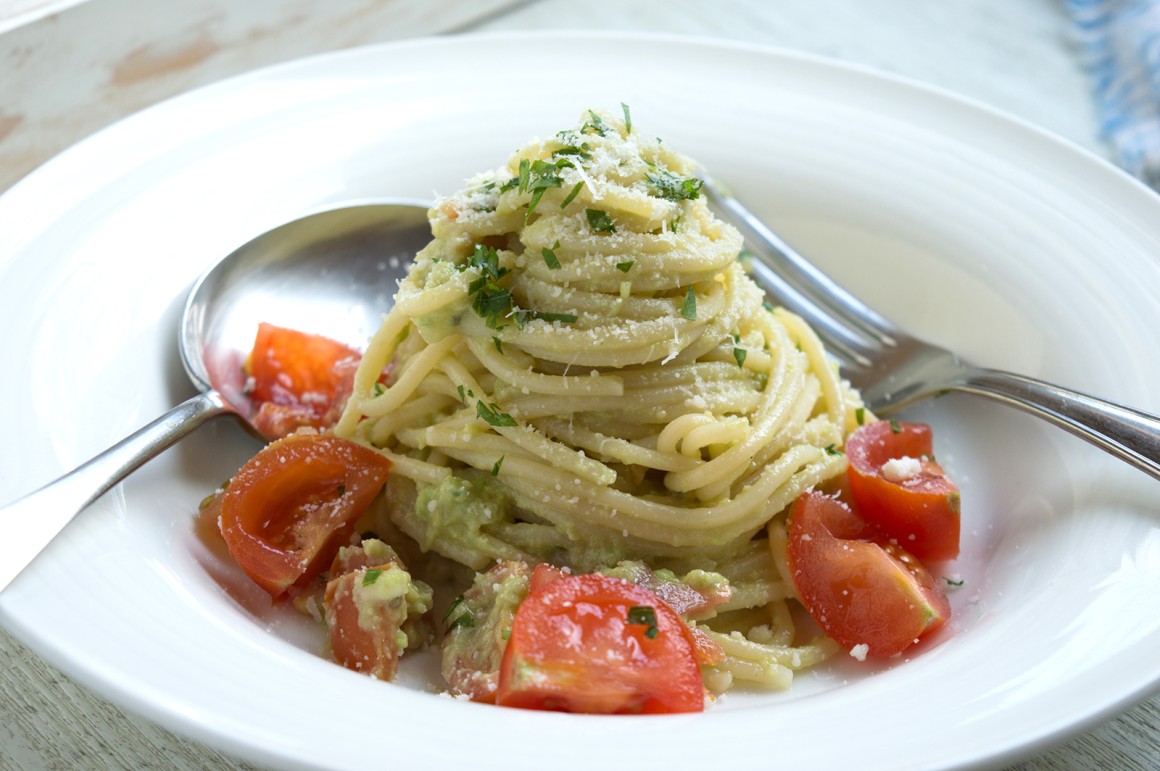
[0,199,432,592]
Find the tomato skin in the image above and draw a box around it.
[786,491,951,658]
[326,567,400,680]
[845,420,961,561]
[497,574,704,714]
[218,434,392,599]
[246,323,361,439]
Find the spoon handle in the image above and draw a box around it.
[0,390,233,593]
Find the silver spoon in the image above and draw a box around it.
[0,200,432,592]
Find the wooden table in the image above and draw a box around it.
[1,1,1157,768]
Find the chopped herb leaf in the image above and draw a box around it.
[517,157,531,194]
[733,347,747,368]
[526,188,547,221]
[554,130,592,159]
[680,286,697,321]
[492,336,503,354]
[513,309,579,328]
[586,208,616,233]
[855,407,866,425]
[762,300,775,313]
[477,401,517,427]
[944,577,965,587]
[491,456,504,476]
[542,243,562,269]
[372,382,385,397]
[626,605,659,639]
[615,260,635,273]
[621,102,632,133]
[472,286,513,329]
[362,569,382,586]
[824,444,843,456]
[443,595,465,621]
[499,176,520,192]
[468,243,508,282]
[890,419,902,434]
[448,613,475,631]
[560,181,584,208]
[582,110,609,136]
[457,384,466,404]
[646,170,703,201]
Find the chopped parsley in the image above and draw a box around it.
[477,401,517,427]
[492,336,504,354]
[372,381,385,397]
[824,444,843,456]
[447,613,475,631]
[465,245,513,327]
[626,605,659,639]
[560,181,584,208]
[586,208,616,233]
[762,300,775,313]
[680,286,697,321]
[646,170,703,201]
[856,407,866,426]
[582,109,610,136]
[443,595,465,621]
[472,285,512,329]
[733,346,747,368]
[467,243,508,283]
[615,260,635,273]
[513,309,579,327]
[457,384,466,404]
[491,455,504,476]
[944,577,965,587]
[621,102,632,133]
[554,130,592,159]
[890,419,902,434]
[362,569,382,586]
[542,241,562,269]
[519,158,572,221]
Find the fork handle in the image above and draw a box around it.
[957,368,1160,481]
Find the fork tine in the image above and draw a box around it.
[744,256,876,372]
[700,172,904,350]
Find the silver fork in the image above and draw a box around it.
[701,174,1160,482]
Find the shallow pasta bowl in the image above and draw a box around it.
[0,31,1159,771]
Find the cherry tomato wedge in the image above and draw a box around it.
[786,490,950,658]
[845,420,961,561]
[246,322,361,439]
[219,434,392,599]
[497,573,704,714]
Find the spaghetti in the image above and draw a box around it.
[334,108,866,691]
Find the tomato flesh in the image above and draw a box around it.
[497,573,704,713]
[786,490,950,658]
[246,322,361,439]
[845,420,961,561]
[218,434,392,599]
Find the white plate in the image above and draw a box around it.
[2,32,1159,771]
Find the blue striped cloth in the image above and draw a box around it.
[1068,0,1160,188]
